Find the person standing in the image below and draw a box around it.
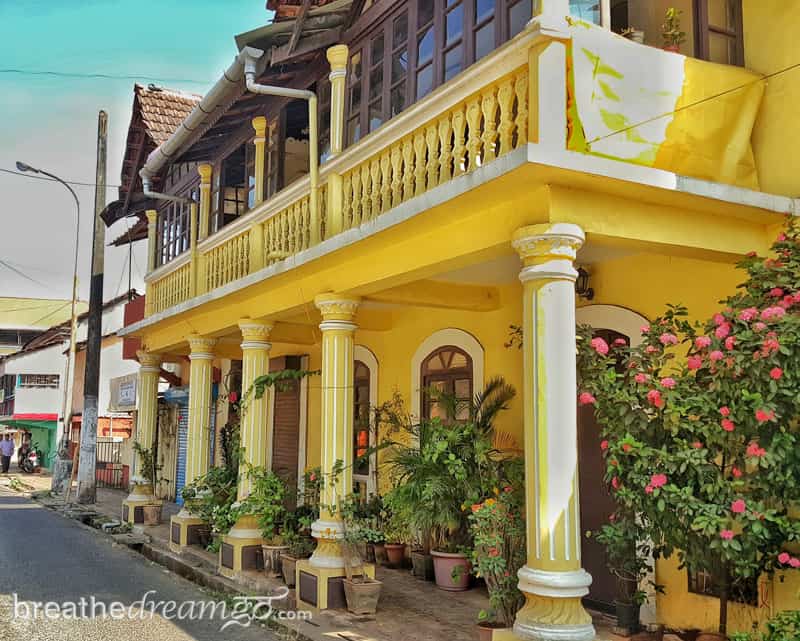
[0,434,14,474]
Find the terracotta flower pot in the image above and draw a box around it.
[663,44,681,53]
[262,543,289,578]
[281,554,298,588]
[373,542,388,566]
[343,577,382,615]
[431,550,471,591]
[385,543,405,568]
[142,504,162,526]
[476,623,510,641]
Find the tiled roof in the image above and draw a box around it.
[266,0,342,20]
[135,84,201,146]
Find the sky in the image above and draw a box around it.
[0,0,271,303]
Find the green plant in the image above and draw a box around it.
[731,610,800,641]
[577,218,800,634]
[468,459,526,627]
[662,8,687,47]
[132,441,167,490]
[181,464,238,540]
[242,466,289,544]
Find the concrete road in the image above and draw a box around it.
[0,489,288,641]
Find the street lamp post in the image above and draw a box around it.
[15,161,80,491]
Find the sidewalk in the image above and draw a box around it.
[34,483,628,641]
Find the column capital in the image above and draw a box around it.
[315,293,360,323]
[326,44,349,73]
[238,318,273,348]
[197,163,213,185]
[145,209,158,224]
[187,334,217,360]
[512,223,584,283]
[136,350,162,372]
[251,115,267,138]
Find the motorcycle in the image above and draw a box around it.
[18,443,40,474]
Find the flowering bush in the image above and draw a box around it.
[577,219,800,634]
[468,467,526,627]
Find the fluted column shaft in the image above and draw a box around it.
[186,335,216,487]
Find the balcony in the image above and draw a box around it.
[144,17,765,319]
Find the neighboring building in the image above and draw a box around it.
[0,293,140,469]
[0,297,87,356]
[117,0,799,637]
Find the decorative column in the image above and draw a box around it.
[296,294,374,611]
[122,351,162,525]
[252,117,267,205]
[188,201,199,297]
[327,45,348,158]
[197,164,212,241]
[219,320,273,578]
[509,223,595,641]
[145,209,158,272]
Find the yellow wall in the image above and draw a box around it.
[744,0,800,197]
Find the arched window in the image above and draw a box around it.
[353,360,371,479]
[421,346,473,420]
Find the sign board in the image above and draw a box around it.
[109,374,137,412]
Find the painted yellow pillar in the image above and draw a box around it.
[252,117,267,205]
[122,351,161,524]
[145,209,158,272]
[218,320,273,577]
[327,45,348,158]
[309,294,360,569]
[510,223,594,641]
[186,334,216,487]
[189,201,199,297]
[197,164,212,241]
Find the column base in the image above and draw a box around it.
[218,515,264,579]
[169,508,207,554]
[513,567,595,641]
[309,518,349,569]
[295,558,375,611]
[122,484,161,525]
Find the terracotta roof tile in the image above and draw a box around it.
[135,84,202,146]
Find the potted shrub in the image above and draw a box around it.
[181,460,238,551]
[132,441,165,525]
[469,460,526,639]
[662,8,686,52]
[243,466,290,578]
[382,511,410,568]
[341,495,383,615]
[281,531,315,588]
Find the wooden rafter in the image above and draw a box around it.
[286,0,312,55]
[121,126,148,215]
[345,0,368,28]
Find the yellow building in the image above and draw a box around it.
[119,1,799,637]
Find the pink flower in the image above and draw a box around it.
[611,477,620,490]
[790,558,800,569]
[720,406,731,417]
[659,333,678,346]
[725,336,736,350]
[731,499,746,514]
[762,337,780,355]
[770,287,785,298]
[622,444,632,453]
[692,442,704,449]
[738,308,759,322]
[646,389,665,409]
[228,392,239,403]
[780,296,794,309]
[721,419,735,432]
[761,306,786,321]
[794,292,800,304]
[687,355,703,370]
[645,485,654,494]
[613,338,627,347]
[731,466,743,478]
[746,442,767,457]
[578,392,597,406]
[650,474,668,488]
[600,440,609,452]
[746,251,757,257]
[645,345,658,354]
[660,377,676,389]
[710,350,725,362]
[754,322,767,332]
[695,336,712,349]
[591,337,610,356]
[777,233,786,242]
[720,530,735,541]
[755,408,775,423]
[640,325,651,334]
[778,552,791,565]
[770,367,783,380]
[715,324,731,339]
[713,313,726,326]
[634,372,649,384]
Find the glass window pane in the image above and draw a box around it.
[350,85,361,110]
[708,0,736,29]
[444,44,463,81]
[418,0,434,26]
[454,378,470,398]
[371,33,385,64]
[393,13,408,46]
[451,352,468,368]
[709,32,736,64]
[369,101,383,131]
[569,0,601,25]
[475,20,495,60]
[348,118,361,145]
[476,0,495,22]
[417,64,433,98]
[350,52,362,81]
[418,26,434,64]
[509,1,532,38]
[391,85,406,116]
[392,48,408,82]
[446,4,464,45]
[369,67,383,100]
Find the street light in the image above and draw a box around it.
[16,161,81,469]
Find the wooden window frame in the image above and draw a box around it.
[156,182,197,267]
[693,0,744,67]
[420,345,474,420]
[353,360,372,479]
[687,567,758,606]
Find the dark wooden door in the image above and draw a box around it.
[577,329,627,612]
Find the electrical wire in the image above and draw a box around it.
[0,68,209,85]
[0,260,54,293]
[0,167,120,189]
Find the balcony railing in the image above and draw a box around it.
[145,26,534,317]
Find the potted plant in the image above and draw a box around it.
[469,460,526,639]
[382,511,410,568]
[281,530,315,588]
[662,8,686,52]
[621,27,645,44]
[132,441,165,525]
[243,466,290,578]
[340,494,383,615]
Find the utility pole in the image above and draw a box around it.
[76,110,108,504]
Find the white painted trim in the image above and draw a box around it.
[410,328,485,421]
[353,345,378,496]
[297,355,309,499]
[576,304,649,348]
